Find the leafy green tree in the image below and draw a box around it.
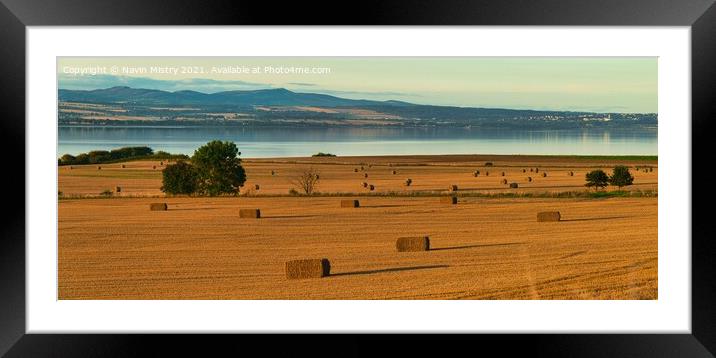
[585,170,609,191]
[192,140,246,196]
[161,161,199,195]
[609,165,634,189]
[59,154,76,165]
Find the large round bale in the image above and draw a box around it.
[537,211,561,222]
[121,164,126,169]
[501,172,505,176]
[362,182,368,188]
[361,166,365,171]
[149,203,168,211]
[485,171,489,176]
[97,166,102,170]
[369,184,375,191]
[396,236,430,252]
[341,199,360,208]
[285,258,331,279]
[405,178,412,186]
[542,172,547,177]
[650,167,654,172]
[501,179,508,185]
[522,169,526,173]
[69,166,73,170]
[153,166,157,170]
[569,171,574,176]
[271,170,275,176]
[364,173,369,178]
[473,170,480,177]
[115,186,121,193]
[509,182,519,188]
[255,184,260,190]
[440,196,458,205]
[239,209,261,219]
[160,161,164,166]
[527,177,533,182]
[535,168,539,173]
[354,168,359,172]
[392,170,397,175]
[530,168,534,172]
[448,184,458,192]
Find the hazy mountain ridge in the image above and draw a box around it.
[58,86,657,128]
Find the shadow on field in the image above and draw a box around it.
[431,242,525,251]
[560,216,630,222]
[331,264,449,277]
[262,215,320,219]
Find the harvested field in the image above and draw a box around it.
[57,155,658,197]
[58,195,657,300]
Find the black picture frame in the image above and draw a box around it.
[1,0,714,356]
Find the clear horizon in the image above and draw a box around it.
[58,57,658,114]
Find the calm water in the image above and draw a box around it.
[58,126,657,158]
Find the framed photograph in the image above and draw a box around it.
[2,0,714,356]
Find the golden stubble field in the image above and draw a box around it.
[58,155,657,300]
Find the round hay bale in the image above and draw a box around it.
[530,168,533,172]
[448,184,458,192]
[354,168,359,172]
[522,169,526,173]
[364,173,369,178]
[396,236,430,252]
[509,182,519,188]
[271,170,275,176]
[569,171,574,176]
[121,164,126,168]
[537,211,561,222]
[340,199,360,208]
[473,170,480,177]
[285,258,331,279]
[149,203,168,211]
[405,178,412,186]
[239,209,261,219]
[362,182,368,188]
[501,179,507,184]
[255,184,260,190]
[153,165,156,170]
[69,166,73,170]
[501,172,505,176]
[97,166,101,170]
[160,161,163,166]
[542,172,547,177]
[485,171,489,176]
[440,196,458,205]
[115,186,121,193]
[392,170,397,175]
[528,177,532,182]
[650,168,654,172]
[535,168,539,173]
[369,184,375,191]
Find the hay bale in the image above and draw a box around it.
[149,203,167,211]
[523,169,526,173]
[528,177,532,182]
[121,164,126,168]
[271,170,275,176]
[362,182,368,188]
[448,184,458,192]
[69,166,73,170]
[315,175,320,180]
[341,199,360,208]
[364,173,369,178]
[239,209,261,219]
[650,168,654,172]
[115,186,121,193]
[501,172,505,176]
[537,211,561,222]
[405,178,412,186]
[153,166,156,170]
[530,168,533,172]
[569,171,574,176]
[396,236,430,252]
[473,170,480,177]
[485,162,493,167]
[255,184,260,190]
[485,171,489,176]
[542,172,547,177]
[160,161,163,166]
[440,196,458,204]
[354,168,359,172]
[285,258,331,279]
[369,184,375,191]
[361,166,365,171]
[97,166,102,170]
[509,182,518,188]
[392,170,397,175]
[535,168,539,173]
[501,179,508,184]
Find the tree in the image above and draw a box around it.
[585,169,609,191]
[161,161,199,195]
[291,167,321,195]
[609,165,634,189]
[191,140,246,196]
